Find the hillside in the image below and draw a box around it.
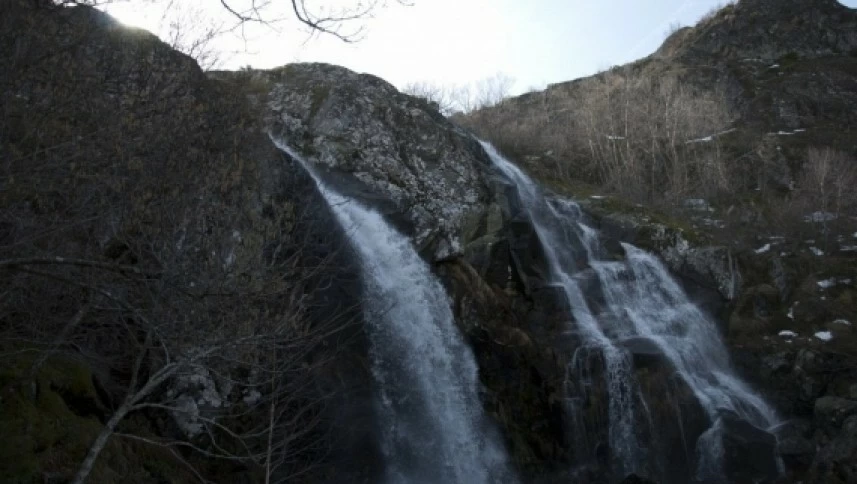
[3,1,857,483]
[460,0,857,212]
[459,1,857,481]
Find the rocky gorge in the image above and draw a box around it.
[1,0,856,483]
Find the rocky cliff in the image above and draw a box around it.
[2,0,857,483]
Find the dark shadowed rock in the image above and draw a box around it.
[619,474,659,484]
[719,410,781,483]
[618,336,668,369]
[815,396,857,432]
[812,414,857,482]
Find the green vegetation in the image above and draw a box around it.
[0,354,193,483]
[777,51,800,67]
[0,355,99,482]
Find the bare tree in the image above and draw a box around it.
[402,81,459,115]
[402,73,515,116]
[1,2,361,481]
[791,147,857,243]
[52,0,413,42]
[473,72,515,110]
[556,68,735,201]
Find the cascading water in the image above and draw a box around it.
[273,139,516,484]
[481,141,779,482]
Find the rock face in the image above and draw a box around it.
[1,3,374,482]
[662,0,857,62]
[717,410,781,483]
[6,1,857,483]
[265,63,496,260]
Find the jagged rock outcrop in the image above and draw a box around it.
[659,0,857,63]
[264,63,496,260]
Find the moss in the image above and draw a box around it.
[0,354,196,483]
[0,356,102,483]
[778,51,800,68]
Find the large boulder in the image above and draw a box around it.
[265,63,496,260]
[717,411,781,483]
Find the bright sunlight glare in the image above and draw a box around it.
[103,3,163,33]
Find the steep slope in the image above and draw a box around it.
[460,0,857,199]
[0,2,371,482]
[459,0,857,482]
[4,0,857,482]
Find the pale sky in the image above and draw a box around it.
[103,0,857,94]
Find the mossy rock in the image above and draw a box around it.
[0,354,195,483]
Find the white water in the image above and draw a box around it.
[484,143,641,474]
[275,140,515,484]
[481,141,779,479]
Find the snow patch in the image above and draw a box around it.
[685,128,735,144]
[686,136,713,144]
[833,319,851,326]
[701,218,726,228]
[804,212,837,223]
[242,389,262,405]
[818,277,852,289]
[778,330,798,338]
[754,244,772,254]
[814,331,833,342]
[809,247,824,256]
[684,198,714,212]
[818,278,837,289]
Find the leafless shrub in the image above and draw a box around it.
[459,66,737,203]
[1,2,359,482]
[798,147,857,218]
[403,73,515,116]
[550,69,735,201]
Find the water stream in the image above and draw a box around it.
[274,139,516,484]
[482,141,779,481]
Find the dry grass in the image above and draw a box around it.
[461,66,738,204]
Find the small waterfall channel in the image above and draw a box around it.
[482,141,780,482]
[273,139,516,484]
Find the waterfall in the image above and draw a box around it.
[481,141,779,482]
[273,139,516,484]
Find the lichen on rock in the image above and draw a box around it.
[265,63,494,260]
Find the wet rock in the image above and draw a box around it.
[760,351,791,377]
[618,336,668,369]
[812,415,857,482]
[530,283,571,319]
[769,256,792,302]
[729,284,781,337]
[719,411,781,483]
[618,474,658,484]
[775,418,815,457]
[814,396,857,432]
